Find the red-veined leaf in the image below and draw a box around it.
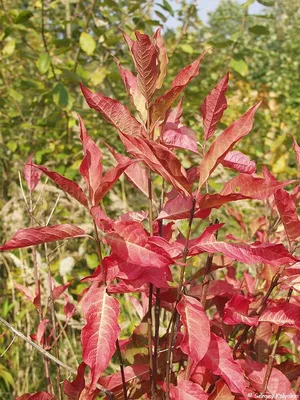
[177,294,210,363]
[259,302,300,330]
[132,31,158,102]
[244,357,295,396]
[34,164,89,208]
[81,284,121,390]
[24,154,42,192]
[189,224,297,266]
[99,364,149,391]
[198,102,261,189]
[201,333,246,395]
[223,294,259,326]
[163,124,198,153]
[153,28,168,89]
[200,73,229,141]
[16,393,55,400]
[292,135,300,171]
[119,132,192,196]
[150,52,207,129]
[221,150,256,174]
[221,173,295,200]
[274,189,300,242]
[0,224,88,251]
[80,83,146,137]
[168,380,208,400]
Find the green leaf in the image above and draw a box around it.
[7,88,23,102]
[249,25,269,35]
[52,83,70,109]
[15,10,33,24]
[79,32,96,56]
[179,44,194,54]
[36,53,51,74]
[86,253,98,268]
[2,39,15,56]
[229,57,248,77]
[6,141,17,152]
[89,66,108,86]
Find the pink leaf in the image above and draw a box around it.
[201,333,246,395]
[223,295,259,326]
[200,73,229,141]
[208,380,235,400]
[153,28,168,89]
[150,52,207,129]
[157,194,210,221]
[221,151,256,174]
[14,282,41,310]
[81,285,121,390]
[189,224,296,267]
[244,357,295,395]
[90,206,114,232]
[80,83,146,137]
[78,115,103,206]
[132,31,158,102]
[0,224,88,251]
[198,102,261,189]
[168,380,208,400]
[177,294,210,363]
[259,302,300,330]
[119,133,192,196]
[24,154,42,192]
[34,164,89,208]
[274,189,300,242]
[52,281,71,301]
[36,319,49,345]
[163,125,198,153]
[292,135,300,171]
[221,173,295,201]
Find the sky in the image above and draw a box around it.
[166,0,264,28]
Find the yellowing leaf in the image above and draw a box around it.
[2,39,16,56]
[272,154,288,174]
[229,58,248,77]
[80,32,96,56]
[90,66,108,86]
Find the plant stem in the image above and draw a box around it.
[116,340,128,400]
[0,316,114,398]
[262,287,293,394]
[165,196,196,399]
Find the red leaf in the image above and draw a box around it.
[115,58,147,122]
[16,393,54,400]
[200,73,229,141]
[104,222,172,269]
[201,333,246,395]
[34,164,89,208]
[168,380,208,400]
[119,133,191,196]
[292,135,300,171]
[14,282,41,310]
[259,302,300,330]
[81,285,121,390]
[158,194,210,220]
[244,357,295,395]
[177,294,210,363]
[63,362,86,400]
[274,189,300,242]
[189,224,297,267]
[197,193,250,209]
[0,224,88,251]
[78,115,103,206]
[221,151,256,174]
[80,83,146,137]
[99,364,149,390]
[223,295,259,326]
[90,206,114,232]
[150,52,207,129]
[153,28,168,89]
[35,319,49,345]
[198,102,261,189]
[221,173,295,201]
[24,154,42,192]
[52,281,71,301]
[132,31,158,102]
[163,125,198,153]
